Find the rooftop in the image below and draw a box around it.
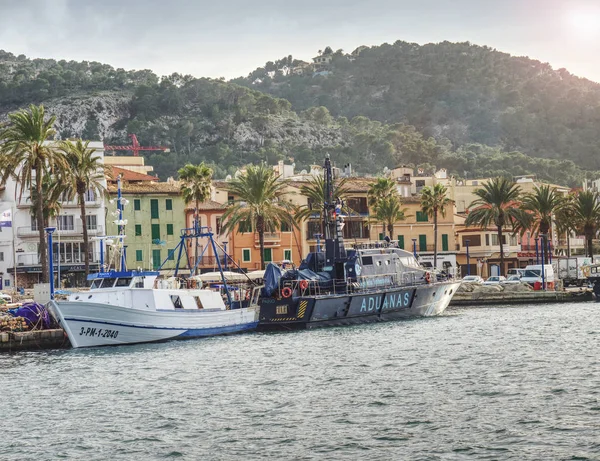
[108,166,159,183]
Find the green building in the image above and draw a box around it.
[107,172,187,271]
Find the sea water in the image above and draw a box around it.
[1,302,599,460]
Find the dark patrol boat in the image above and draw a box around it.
[257,156,462,331]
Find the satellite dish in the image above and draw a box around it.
[225,174,232,180]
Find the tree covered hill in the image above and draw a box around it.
[0,48,597,186]
[234,41,600,170]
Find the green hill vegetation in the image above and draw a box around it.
[0,46,598,186]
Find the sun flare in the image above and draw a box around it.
[567,8,600,39]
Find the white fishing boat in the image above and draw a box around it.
[48,271,260,348]
[47,173,261,348]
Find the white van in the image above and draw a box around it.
[507,268,526,279]
[521,264,555,287]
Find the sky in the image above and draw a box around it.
[1,0,600,81]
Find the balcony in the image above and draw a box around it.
[254,232,281,245]
[17,225,104,238]
[17,252,102,266]
[194,256,228,267]
[556,237,586,248]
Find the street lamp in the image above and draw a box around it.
[535,237,540,265]
[314,234,322,253]
[412,238,417,258]
[45,227,56,300]
[465,239,471,276]
[223,241,228,271]
[540,233,547,290]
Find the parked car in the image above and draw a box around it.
[507,268,526,278]
[0,292,12,303]
[483,276,507,285]
[502,275,522,284]
[462,275,484,283]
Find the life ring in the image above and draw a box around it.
[299,280,309,290]
[281,287,293,298]
[425,272,431,284]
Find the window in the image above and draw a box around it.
[136,250,143,261]
[239,220,252,233]
[415,180,426,188]
[152,249,161,270]
[227,195,234,204]
[57,215,74,231]
[166,199,173,211]
[168,249,175,260]
[485,234,490,246]
[216,217,222,234]
[281,221,291,232]
[397,235,404,249]
[306,221,322,240]
[419,235,427,252]
[510,235,517,246]
[86,215,97,230]
[242,248,251,262]
[31,217,38,231]
[150,199,159,219]
[379,233,384,241]
[135,224,142,236]
[442,234,449,252]
[85,189,95,202]
[284,249,292,261]
[264,248,272,263]
[167,224,174,235]
[491,234,507,245]
[151,224,160,240]
[463,235,481,247]
[416,211,428,222]
[346,197,368,214]
[0,251,3,262]
[4,280,9,287]
[134,199,141,211]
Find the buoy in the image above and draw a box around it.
[425,272,431,284]
[299,280,309,290]
[281,287,292,298]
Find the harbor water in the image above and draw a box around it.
[1,302,600,460]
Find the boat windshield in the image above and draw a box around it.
[400,257,420,268]
[115,277,132,287]
[524,270,541,277]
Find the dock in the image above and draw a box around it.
[0,329,70,352]
[450,289,594,306]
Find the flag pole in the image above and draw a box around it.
[12,203,17,295]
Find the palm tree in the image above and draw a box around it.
[178,163,213,274]
[60,140,108,277]
[371,195,408,240]
[554,195,577,257]
[368,177,398,239]
[521,184,564,263]
[567,190,600,258]
[367,177,397,207]
[465,177,529,276]
[0,105,66,282]
[220,164,297,270]
[296,175,353,236]
[420,183,452,268]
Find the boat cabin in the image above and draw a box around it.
[88,271,159,290]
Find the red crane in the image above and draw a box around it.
[104,134,169,157]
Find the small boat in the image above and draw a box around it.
[585,263,600,301]
[48,174,261,348]
[48,271,260,348]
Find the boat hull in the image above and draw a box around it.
[48,301,259,348]
[258,281,461,331]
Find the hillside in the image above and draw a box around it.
[233,41,600,170]
[0,48,597,186]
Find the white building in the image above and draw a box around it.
[0,141,107,290]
